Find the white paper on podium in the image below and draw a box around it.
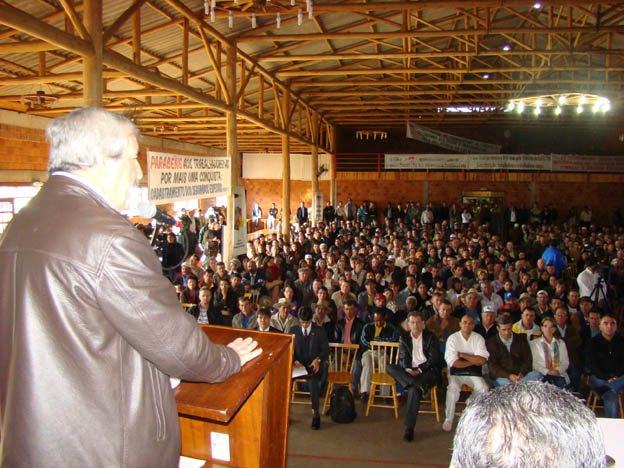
[210,432,231,462]
[292,366,309,379]
[178,456,205,468]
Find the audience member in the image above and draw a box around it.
[187,286,223,325]
[588,314,624,418]
[358,309,398,403]
[271,298,299,332]
[387,312,442,442]
[512,307,541,341]
[486,315,541,387]
[232,297,258,330]
[443,315,489,432]
[529,316,570,389]
[290,306,329,429]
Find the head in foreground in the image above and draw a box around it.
[451,381,605,468]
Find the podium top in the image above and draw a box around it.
[175,326,293,423]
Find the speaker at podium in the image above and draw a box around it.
[175,326,294,467]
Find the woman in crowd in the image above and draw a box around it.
[530,316,570,389]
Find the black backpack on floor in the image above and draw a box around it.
[329,386,356,423]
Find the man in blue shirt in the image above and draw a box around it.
[541,239,567,277]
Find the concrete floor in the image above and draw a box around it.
[286,397,455,468]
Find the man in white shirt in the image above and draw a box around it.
[387,312,442,442]
[480,281,503,312]
[577,258,606,303]
[443,315,489,431]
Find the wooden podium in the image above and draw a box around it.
[175,326,294,467]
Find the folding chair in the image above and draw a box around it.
[291,377,311,405]
[322,343,359,413]
[419,385,440,422]
[366,341,400,418]
[586,388,624,417]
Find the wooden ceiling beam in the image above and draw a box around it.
[207,1,611,17]
[239,26,623,42]
[0,3,93,56]
[257,48,622,62]
[103,0,147,43]
[0,71,123,86]
[295,77,616,88]
[0,40,60,54]
[58,0,90,41]
[280,65,621,77]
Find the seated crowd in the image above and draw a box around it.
[155,199,624,438]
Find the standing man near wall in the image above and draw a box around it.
[0,107,262,467]
[296,200,309,228]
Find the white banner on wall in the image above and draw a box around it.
[385,153,623,173]
[386,154,467,170]
[551,154,624,173]
[147,151,230,204]
[229,186,247,257]
[406,122,502,154]
[242,153,332,180]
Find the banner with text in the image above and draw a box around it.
[147,151,230,204]
[385,153,624,172]
[406,122,502,154]
[231,185,247,257]
[551,154,624,173]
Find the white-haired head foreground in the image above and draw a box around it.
[451,381,606,468]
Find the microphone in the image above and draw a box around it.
[138,201,176,226]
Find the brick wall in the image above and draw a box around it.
[241,179,332,216]
[2,121,623,224]
[0,123,48,171]
[245,172,624,224]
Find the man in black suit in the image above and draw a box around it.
[289,306,330,429]
[254,307,281,333]
[387,311,442,442]
[296,201,309,227]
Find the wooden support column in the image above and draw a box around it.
[132,6,141,64]
[329,126,337,205]
[224,44,238,263]
[310,116,319,227]
[281,90,291,237]
[83,0,103,106]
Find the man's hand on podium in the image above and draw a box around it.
[227,337,263,367]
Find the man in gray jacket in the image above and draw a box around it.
[0,107,261,467]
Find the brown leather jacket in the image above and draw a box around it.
[0,175,241,467]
